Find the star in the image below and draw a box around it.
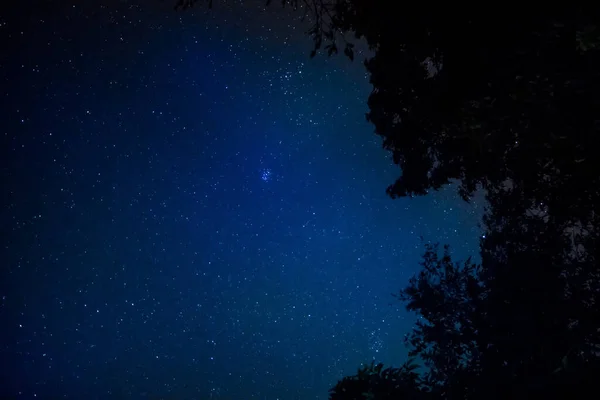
[260,168,272,182]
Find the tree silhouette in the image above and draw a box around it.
[320,6,600,208]
[328,360,429,400]
[378,212,598,399]
[330,221,598,398]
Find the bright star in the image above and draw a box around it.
[261,168,272,182]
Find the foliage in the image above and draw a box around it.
[394,226,599,398]
[397,243,483,389]
[328,218,599,399]
[328,6,600,208]
[328,359,430,400]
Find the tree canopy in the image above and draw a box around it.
[330,205,598,398]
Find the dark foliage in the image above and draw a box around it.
[328,360,430,400]
[325,6,600,208]
[398,216,599,399]
[330,223,598,399]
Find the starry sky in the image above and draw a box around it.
[1,2,484,399]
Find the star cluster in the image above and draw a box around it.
[0,2,484,399]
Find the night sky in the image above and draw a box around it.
[1,2,484,399]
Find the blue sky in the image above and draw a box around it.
[0,2,484,398]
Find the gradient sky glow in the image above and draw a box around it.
[1,2,484,399]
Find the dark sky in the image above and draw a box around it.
[1,2,484,399]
